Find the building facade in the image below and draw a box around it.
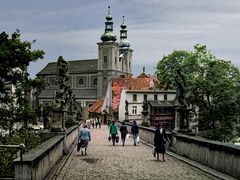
[36,7,133,108]
[118,89,177,127]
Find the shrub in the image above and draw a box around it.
[0,128,41,178]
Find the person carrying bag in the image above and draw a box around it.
[78,124,91,156]
[109,120,118,146]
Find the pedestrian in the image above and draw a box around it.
[154,123,169,161]
[92,119,95,128]
[120,122,128,146]
[131,120,139,146]
[98,118,101,129]
[109,120,118,146]
[95,118,98,128]
[78,124,91,155]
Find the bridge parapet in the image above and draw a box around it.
[13,123,82,180]
[117,121,239,179]
[173,133,240,179]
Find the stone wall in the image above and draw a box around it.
[173,133,240,179]
[13,123,82,180]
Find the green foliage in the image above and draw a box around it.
[198,128,235,142]
[156,50,191,90]
[156,44,240,141]
[0,30,44,99]
[0,30,45,131]
[0,128,41,177]
[0,30,44,177]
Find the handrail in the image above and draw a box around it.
[0,144,25,161]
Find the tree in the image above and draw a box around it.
[0,30,44,177]
[156,44,240,141]
[0,30,45,132]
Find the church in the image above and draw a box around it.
[36,7,133,108]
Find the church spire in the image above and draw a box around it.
[119,16,130,49]
[101,6,117,42]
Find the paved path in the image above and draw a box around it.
[56,125,220,180]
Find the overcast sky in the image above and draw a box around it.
[1,0,240,77]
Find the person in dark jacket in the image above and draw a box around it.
[120,122,128,146]
[131,120,139,146]
[154,123,169,161]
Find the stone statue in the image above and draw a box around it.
[125,100,129,115]
[142,100,148,112]
[175,69,187,108]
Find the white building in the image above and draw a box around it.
[118,89,177,124]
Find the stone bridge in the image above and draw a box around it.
[14,124,239,180]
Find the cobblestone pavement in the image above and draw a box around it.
[56,125,220,180]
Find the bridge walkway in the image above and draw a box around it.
[48,125,230,180]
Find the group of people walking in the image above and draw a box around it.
[86,118,101,129]
[78,119,169,162]
[109,120,139,146]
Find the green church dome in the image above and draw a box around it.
[101,6,117,42]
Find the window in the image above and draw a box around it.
[93,78,98,85]
[154,94,158,101]
[115,57,117,64]
[104,56,107,63]
[164,94,167,100]
[132,106,137,115]
[133,94,137,101]
[79,78,84,85]
[144,94,147,101]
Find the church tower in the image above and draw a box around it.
[97,7,125,98]
[119,16,133,74]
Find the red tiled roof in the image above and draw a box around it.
[88,98,105,114]
[112,77,153,112]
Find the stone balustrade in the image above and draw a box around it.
[117,121,240,179]
[173,133,240,179]
[13,123,82,180]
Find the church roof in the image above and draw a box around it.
[37,59,98,76]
